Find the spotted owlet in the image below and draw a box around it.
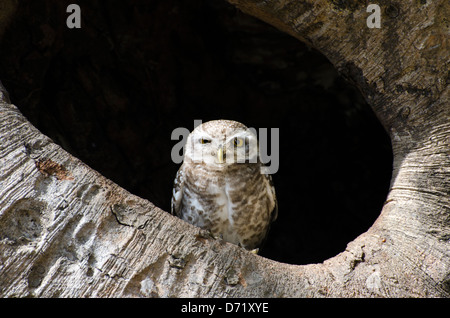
[171,119,277,251]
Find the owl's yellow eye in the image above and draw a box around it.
[200,138,211,144]
[233,137,244,147]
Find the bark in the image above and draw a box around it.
[0,0,449,297]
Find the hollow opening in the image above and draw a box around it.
[0,0,392,265]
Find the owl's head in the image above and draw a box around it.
[184,120,259,168]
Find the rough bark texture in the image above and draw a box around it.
[0,0,449,297]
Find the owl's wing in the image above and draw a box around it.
[254,172,278,252]
[171,166,185,217]
[266,173,278,223]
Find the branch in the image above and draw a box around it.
[0,0,449,297]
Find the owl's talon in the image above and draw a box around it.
[210,231,223,241]
[238,243,259,254]
[250,248,259,254]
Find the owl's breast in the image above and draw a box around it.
[181,163,273,249]
[180,167,228,227]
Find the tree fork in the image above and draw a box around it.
[0,0,449,297]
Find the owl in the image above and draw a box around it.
[171,119,277,252]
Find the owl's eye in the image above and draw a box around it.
[200,138,211,144]
[233,137,244,147]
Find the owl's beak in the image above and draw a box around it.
[217,147,225,164]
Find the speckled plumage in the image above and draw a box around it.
[171,120,277,251]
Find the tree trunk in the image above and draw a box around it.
[0,0,448,297]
